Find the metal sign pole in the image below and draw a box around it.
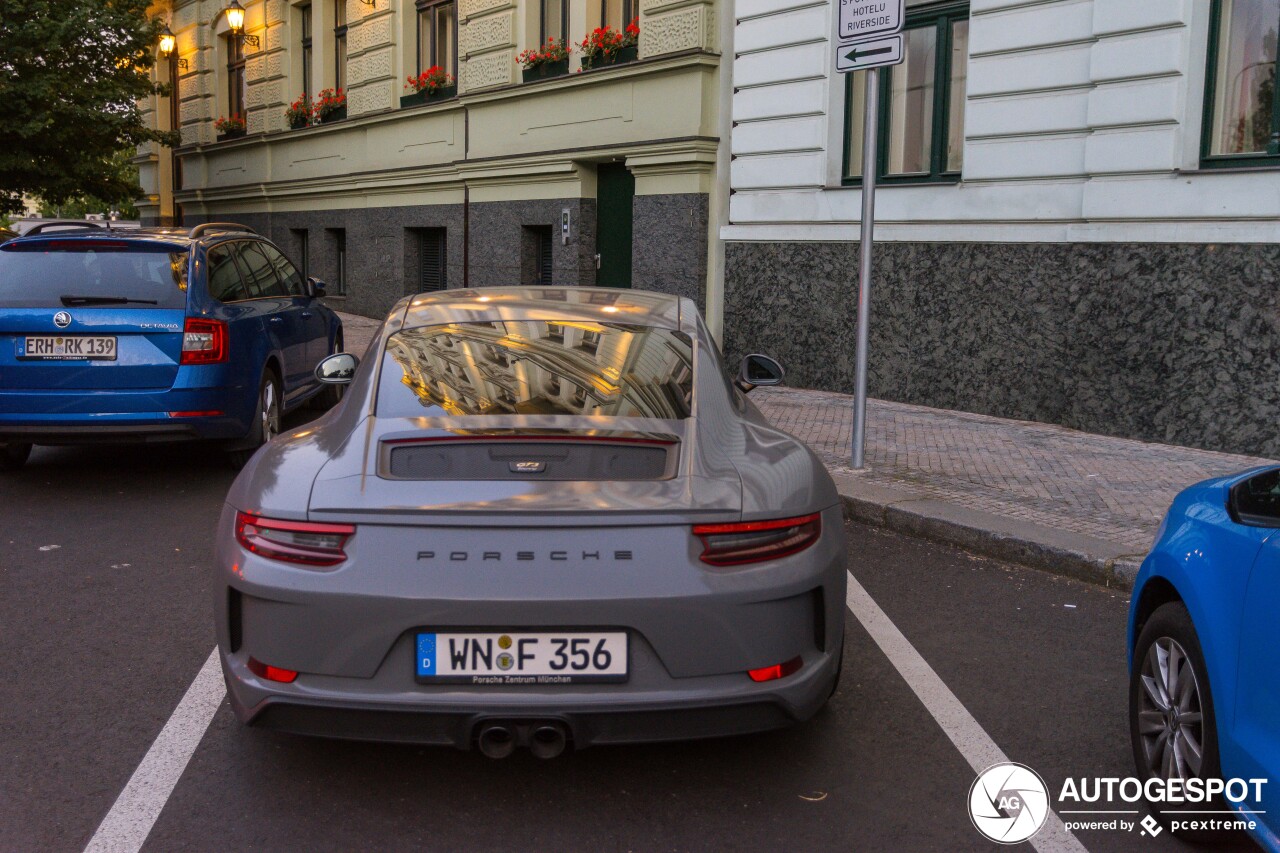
[851,66,879,469]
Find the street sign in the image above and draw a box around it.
[837,0,904,42]
[835,34,903,73]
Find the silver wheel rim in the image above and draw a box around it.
[332,340,344,401]
[261,379,279,443]
[1138,636,1205,781]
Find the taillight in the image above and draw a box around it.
[748,656,803,683]
[693,513,822,566]
[181,317,228,364]
[248,657,298,683]
[235,512,355,567]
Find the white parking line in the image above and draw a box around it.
[83,648,225,853]
[845,571,1089,853]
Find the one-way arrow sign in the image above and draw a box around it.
[835,34,903,73]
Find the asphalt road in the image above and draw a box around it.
[0,434,1259,852]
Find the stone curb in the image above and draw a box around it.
[831,472,1147,591]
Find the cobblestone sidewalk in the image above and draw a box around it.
[336,312,1273,585]
[753,387,1274,555]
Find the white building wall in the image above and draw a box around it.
[724,0,1280,243]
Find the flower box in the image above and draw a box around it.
[318,105,347,124]
[288,117,310,130]
[522,57,571,82]
[399,85,457,108]
[215,128,247,142]
[581,44,638,71]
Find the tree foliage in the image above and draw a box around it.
[0,0,180,215]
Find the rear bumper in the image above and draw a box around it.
[0,423,203,444]
[223,648,838,749]
[0,383,252,443]
[215,504,848,748]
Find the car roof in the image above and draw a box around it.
[3,222,260,251]
[402,287,686,331]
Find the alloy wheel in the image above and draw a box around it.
[261,379,280,442]
[1137,636,1205,781]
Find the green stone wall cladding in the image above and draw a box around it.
[723,241,1280,458]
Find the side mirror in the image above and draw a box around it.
[1229,468,1280,528]
[307,276,327,298]
[735,354,785,393]
[316,352,358,385]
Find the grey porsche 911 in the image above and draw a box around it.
[215,287,847,757]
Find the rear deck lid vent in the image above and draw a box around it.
[381,435,677,481]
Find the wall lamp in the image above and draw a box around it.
[158,24,190,69]
[223,1,260,48]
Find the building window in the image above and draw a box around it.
[335,0,348,90]
[293,229,310,278]
[1203,0,1280,167]
[419,228,448,292]
[601,0,633,30]
[522,225,554,286]
[327,228,347,296]
[417,0,457,76]
[300,3,313,96]
[541,0,567,45]
[226,34,247,118]
[843,2,969,184]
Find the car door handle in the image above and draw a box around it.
[301,311,313,318]
[268,316,284,323]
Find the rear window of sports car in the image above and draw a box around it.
[377,321,695,419]
[0,241,189,309]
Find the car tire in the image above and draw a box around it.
[1129,601,1223,838]
[0,442,32,472]
[310,332,345,411]
[226,370,282,470]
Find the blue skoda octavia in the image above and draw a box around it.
[0,223,342,469]
[1129,466,1280,849]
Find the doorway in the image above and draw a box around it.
[595,163,634,288]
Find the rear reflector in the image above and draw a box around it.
[168,410,224,417]
[235,511,355,567]
[180,317,228,365]
[248,657,298,683]
[748,656,803,683]
[693,513,822,566]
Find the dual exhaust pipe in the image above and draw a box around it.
[476,721,569,759]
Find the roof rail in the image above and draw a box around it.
[188,222,257,239]
[23,221,107,236]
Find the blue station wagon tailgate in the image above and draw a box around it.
[0,238,191,391]
[0,308,186,391]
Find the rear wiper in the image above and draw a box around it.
[60,295,159,306]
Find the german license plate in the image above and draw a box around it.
[416,631,628,684]
[20,335,117,360]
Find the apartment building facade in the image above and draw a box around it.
[724,0,1280,456]
[138,0,730,321]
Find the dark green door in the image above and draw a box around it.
[595,163,634,288]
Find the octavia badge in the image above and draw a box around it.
[510,461,546,474]
[53,311,72,328]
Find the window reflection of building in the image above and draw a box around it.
[384,320,694,419]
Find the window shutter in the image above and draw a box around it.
[537,229,553,286]
[421,229,446,292]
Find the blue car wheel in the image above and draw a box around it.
[226,370,282,470]
[1129,601,1223,836]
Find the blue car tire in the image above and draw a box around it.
[226,370,282,470]
[1129,602,1224,838]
